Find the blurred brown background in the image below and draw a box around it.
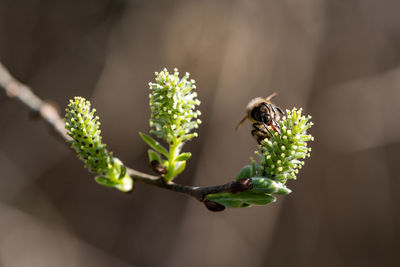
[0,0,399,266]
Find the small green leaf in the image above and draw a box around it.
[251,160,260,176]
[236,165,252,180]
[250,177,275,194]
[175,152,192,161]
[95,175,133,192]
[276,186,291,195]
[139,132,169,157]
[205,193,243,208]
[165,161,186,182]
[148,149,162,163]
[205,192,276,208]
[115,176,134,193]
[119,165,127,179]
[251,177,291,195]
[173,161,186,176]
[95,176,119,188]
[240,203,251,208]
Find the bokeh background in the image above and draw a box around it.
[0,0,399,266]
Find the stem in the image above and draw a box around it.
[126,167,252,201]
[164,141,181,182]
[0,61,252,207]
[0,62,70,142]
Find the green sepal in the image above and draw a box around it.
[95,175,133,193]
[95,176,119,187]
[148,149,162,163]
[173,161,186,176]
[164,161,186,182]
[175,152,192,162]
[236,165,252,180]
[251,159,260,176]
[139,132,169,157]
[251,177,291,195]
[110,158,122,179]
[205,192,276,208]
[115,176,134,193]
[95,157,134,192]
[118,165,127,179]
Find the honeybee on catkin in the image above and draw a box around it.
[236,93,284,144]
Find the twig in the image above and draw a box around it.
[127,167,252,201]
[0,62,70,142]
[0,61,252,209]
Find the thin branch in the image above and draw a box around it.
[0,61,251,209]
[0,62,70,142]
[127,167,252,201]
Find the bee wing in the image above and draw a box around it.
[235,115,248,131]
[265,92,278,101]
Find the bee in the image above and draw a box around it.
[235,92,284,144]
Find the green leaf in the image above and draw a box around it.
[173,161,186,176]
[205,192,276,208]
[275,184,291,195]
[164,161,187,182]
[175,152,192,161]
[95,176,119,188]
[115,176,134,193]
[236,165,252,180]
[251,160,260,176]
[95,175,133,192]
[251,177,291,195]
[148,149,162,163]
[139,132,169,157]
[119,165,127,179]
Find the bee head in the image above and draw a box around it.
[250,102,271,123]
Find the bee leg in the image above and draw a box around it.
[261,103,271,113]
[270,125,280,135]
[270,105,278,117]
[252,122,274,144]
[252,122,264,131]
[276,106,285,116]
[270,118,281,135]
[253,122,273,136]
[251,129,267,144]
